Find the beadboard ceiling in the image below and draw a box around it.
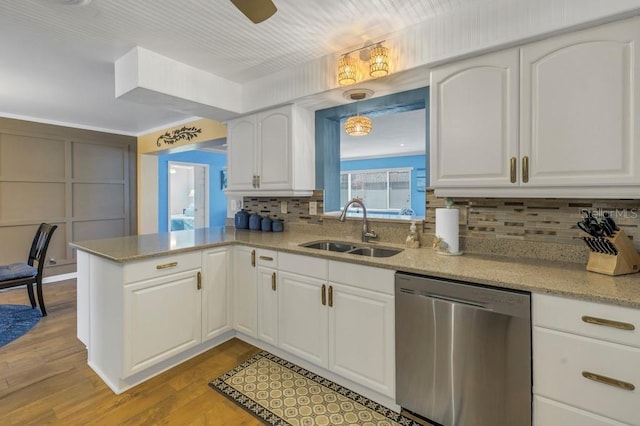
[0,0,638,136]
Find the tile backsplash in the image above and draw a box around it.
[236,189,639,263]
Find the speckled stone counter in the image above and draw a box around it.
[70,227,640,308]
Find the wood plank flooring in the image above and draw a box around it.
[0,280,263,425]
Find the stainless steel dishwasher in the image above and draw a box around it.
[395,272,531,426]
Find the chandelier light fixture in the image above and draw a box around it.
[344,89,374,136]
[337,41,390,86]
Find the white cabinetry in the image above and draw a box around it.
[256,250,278,346]
[232,245,258,337]
[202,247,231,341]
[226,104,315,196]
[430,48,519,189]
[431,17,640,198]
[533,293,640,426]
[328,261,395,398]
[278,253,329,367]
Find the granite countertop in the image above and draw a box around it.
[70,227,640,309]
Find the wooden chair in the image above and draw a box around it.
[0,223,58,316]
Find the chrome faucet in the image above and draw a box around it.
[339,198,377,242]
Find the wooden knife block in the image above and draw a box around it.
[586,230,640,276]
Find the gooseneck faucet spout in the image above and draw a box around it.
[339,198,377,242]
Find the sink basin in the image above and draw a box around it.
[300,240,358,252]
[300,240,403,258]
[346,246,404,258]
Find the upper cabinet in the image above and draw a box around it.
[226,104,315,196]
[431,17,640,198]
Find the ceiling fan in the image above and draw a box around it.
[230,0,277,24]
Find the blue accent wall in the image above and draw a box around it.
[158,151,227,232]
[341,155,426,217]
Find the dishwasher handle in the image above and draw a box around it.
[420,291,493,311]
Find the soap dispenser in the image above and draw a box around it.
[406,221,420,248]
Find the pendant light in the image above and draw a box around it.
[344,89,374,136]
[337,40,390,85]
[338,55,358,85]
[369,43,389,78]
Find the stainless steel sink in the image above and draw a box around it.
[300,240,403,257]
[346,246,403,258]
[300,240,358,252]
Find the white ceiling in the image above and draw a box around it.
[0,0,484,135]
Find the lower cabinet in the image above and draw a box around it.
[123,270,202,376]
[533,293,640,426]
[276,253,396,399]
[233,245,257,337]
[257,250,278,346]
[202,247,232,341]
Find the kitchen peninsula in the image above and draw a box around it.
[71,227,640,419]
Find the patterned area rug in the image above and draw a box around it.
[209,351,421,426]
[0,304,42,347]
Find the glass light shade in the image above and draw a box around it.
[338,55,358,85]
[369,45,389,78]
[345,115,372,136]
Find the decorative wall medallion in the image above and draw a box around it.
[156,126,202,147]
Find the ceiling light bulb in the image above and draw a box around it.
[369,44,389,78]
[338,55,358,85]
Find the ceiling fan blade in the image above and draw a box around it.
[230,0,277,24]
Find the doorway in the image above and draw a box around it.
[168,162,209,231]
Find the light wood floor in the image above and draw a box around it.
[0,280,264,425]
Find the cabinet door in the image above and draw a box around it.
[278,271,328,368]
[258,106,292,190]
[123,270,201,376]
[227,115,257,191]
[233,246,257,338]
[535,396,628,426]
[202,248,231,341]
[430,48,519,188]
[257,266,278,345]
[328,282,395,397]
[521,18,640,187]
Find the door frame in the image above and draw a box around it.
[167,161,210,230]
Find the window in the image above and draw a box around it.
[340,168,411,211]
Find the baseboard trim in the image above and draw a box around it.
[43,272,77,284]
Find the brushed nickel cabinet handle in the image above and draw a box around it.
[156,262,178,270]
[582,315,635,331]
[328,285,333,307]
[257,175,260,188]
[252,175,257,188]
[259,256,274,261]
[510,157,517,183]
[197,271,202,290]
[251,249,256,267]
[321,284,326,306]
[271,272,276,291]
[522,156,529,183]
[582,371,635,391]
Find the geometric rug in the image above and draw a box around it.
[209,350,421,426]
[0,304,42,348]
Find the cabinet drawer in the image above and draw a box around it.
[279,252,327,279]
[535,396,627,426]
[256,249,278,267]
[124,251,201,284]
[329,261,394,295]
[533,293,640,348]
[533,327,640,425]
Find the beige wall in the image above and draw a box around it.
[0,118,137,275]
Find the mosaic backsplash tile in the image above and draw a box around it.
[239,189,640,263]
